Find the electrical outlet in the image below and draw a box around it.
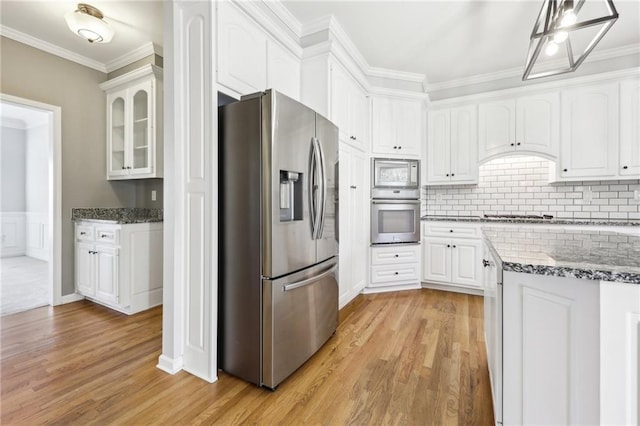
[436,193,443,202]
[151,190,157,201]
[634,190,640,201]
[582,187,593,204]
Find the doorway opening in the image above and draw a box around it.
[0,94,62,315]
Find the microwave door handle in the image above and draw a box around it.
[315,137,327,238]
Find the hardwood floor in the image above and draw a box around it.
[1,289,494,425]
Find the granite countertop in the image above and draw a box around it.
[421,214,640,227]
[482,225,640,285]
[72,208,163,224]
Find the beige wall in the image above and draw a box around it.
[0,36,138,295]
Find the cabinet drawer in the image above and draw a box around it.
[371,245,420,265]
[95,228,120,245]
[370,263,419,285]
[76,225,95,241]
[423,222,480,238]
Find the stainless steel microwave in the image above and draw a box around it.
[371,158,419,199]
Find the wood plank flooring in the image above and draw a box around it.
[1,289,494,425]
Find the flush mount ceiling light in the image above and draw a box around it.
[65,3,114,43]
[523,0,618,81]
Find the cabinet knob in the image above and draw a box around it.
[100,234,108,238]
[449,229,453,233]
[393,146,398,149]
[510,143,515,146]
[563,168,568,172]
[452,245,456,248]
[517,142,521,146]
[394,272,399,275]
[350,136,356,140]
[451,173,455,177]
[80,232,86,235]
[398,146,402,149]
[482,259,490,267]
[394,254,399,258]
[122,166,126,170]
[446,174,449,177]
[350,185,356,189]
[447,244,451,248]
[623,165,628,169]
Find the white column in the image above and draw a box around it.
[158,0,218,383]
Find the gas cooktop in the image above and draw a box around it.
[483,214,554,220]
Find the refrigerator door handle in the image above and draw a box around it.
[282,264,337,292]
[308,137,321,239]
[315,137,327,238]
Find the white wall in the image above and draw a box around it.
[0,126,26,212]
[25,124,48,213]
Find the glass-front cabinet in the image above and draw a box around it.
[101,65,163,180]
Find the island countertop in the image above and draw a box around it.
[422,214,640,227]
[482,225,640,284]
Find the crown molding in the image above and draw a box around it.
[368,67,425,84]
[369,86,430,101]
[427,44,640,92]
[428,67,640,107]
[104,41,158,73]
[262,0,303,38]
[234,0,302,58]
[0,25,107,73]
[99,64,163,91]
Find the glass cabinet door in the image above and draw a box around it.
[130,81,153,174]
[108,94,127,176]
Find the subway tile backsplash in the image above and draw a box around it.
[422,155,640,219]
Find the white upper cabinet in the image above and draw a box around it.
[217,2,300,99]
[558,82,619,180]
[217,1,267,95]
[267,40,300,101]
[426,105,478,185]
[371,96,422,158]
[101,65,163,180]
[620,79,640,177]
[330,61,369,151]
[479,93,558,161]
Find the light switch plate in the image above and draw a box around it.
[151,190,157,201]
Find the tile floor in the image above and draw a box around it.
[1,256,49,316]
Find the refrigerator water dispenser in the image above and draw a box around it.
[279,170,302,222]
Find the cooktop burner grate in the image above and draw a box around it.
[483,214,554,219]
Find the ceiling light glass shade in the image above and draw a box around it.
[523,0,619,81]
[64,4,114,43]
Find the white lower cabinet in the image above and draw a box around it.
[600,281,639,425]
[369,244,421,289]
[502,272,600,425]
[421,222,482,292]
[74,221,163,314]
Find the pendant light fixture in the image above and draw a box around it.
[65,3,115,44]
[523,0,618,80]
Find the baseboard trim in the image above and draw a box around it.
[421,281,484,296]
[156,354,183,375]
[61,293,85,304]
[362,282,421,294]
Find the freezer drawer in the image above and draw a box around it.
[262,258,338,389]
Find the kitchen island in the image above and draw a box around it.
[482,225,640,426]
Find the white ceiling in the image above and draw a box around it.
[0,1,638,85]
[0,1,163,72]
[282,0,640,85]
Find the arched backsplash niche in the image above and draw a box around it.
[422,155,640,220]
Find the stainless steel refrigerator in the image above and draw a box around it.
[219,89,339,389]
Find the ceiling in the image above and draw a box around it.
[0,1,638,84]
[0,1,163,72]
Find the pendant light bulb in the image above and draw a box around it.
[545,41,559,56]
[561,9,577,27]
[554,31,568,43]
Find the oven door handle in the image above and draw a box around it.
[372,200,421,204]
